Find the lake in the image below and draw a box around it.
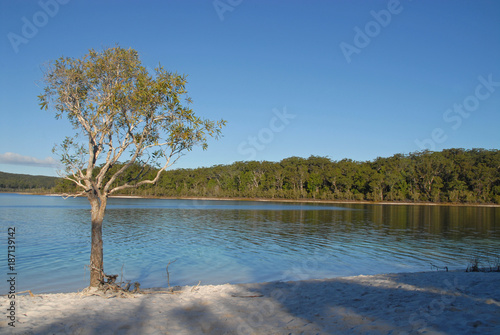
[1,193,499,293]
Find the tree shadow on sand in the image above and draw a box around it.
[233,271,500,334]
[14,271,500,334]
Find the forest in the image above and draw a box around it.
[0,171,58,192]
[51,148,500,204]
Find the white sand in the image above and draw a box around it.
[1,271,499,335]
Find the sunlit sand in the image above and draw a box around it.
[2,271,498,334]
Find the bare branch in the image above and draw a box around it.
[108,153,177,195]
[62,189,87,199]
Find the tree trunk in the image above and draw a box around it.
[89,194,107,287]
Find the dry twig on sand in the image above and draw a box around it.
[166,259,177,292]
[18,290,36,297]
[191,281,201,292]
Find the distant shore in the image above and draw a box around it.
[6,191,497,207]
[143,196,500,207]
[105,194,500,207]
[3,271,499,334]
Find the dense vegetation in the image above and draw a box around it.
[53,148,500,204]
[0,171,58,192]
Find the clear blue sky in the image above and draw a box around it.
[1,0,499,177]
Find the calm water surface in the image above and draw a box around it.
[1,193,499,293]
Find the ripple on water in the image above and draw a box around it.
[1,194,499,293]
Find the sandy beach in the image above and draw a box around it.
[2,271,499,335]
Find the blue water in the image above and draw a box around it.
[1,193,499,293]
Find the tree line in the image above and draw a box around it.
[0,171,58,192]
[53,148,500,204]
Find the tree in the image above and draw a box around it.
[39,46,226,287]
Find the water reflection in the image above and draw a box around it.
[1,194,499,293]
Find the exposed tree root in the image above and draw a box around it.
[80,266,141,298]
[79,263,192,298]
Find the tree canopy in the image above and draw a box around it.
[40,46,225,197]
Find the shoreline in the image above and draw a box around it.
[33,192,500,207]
[165,196,500,207]
[2,270,499,334]
[3,191,499,207]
